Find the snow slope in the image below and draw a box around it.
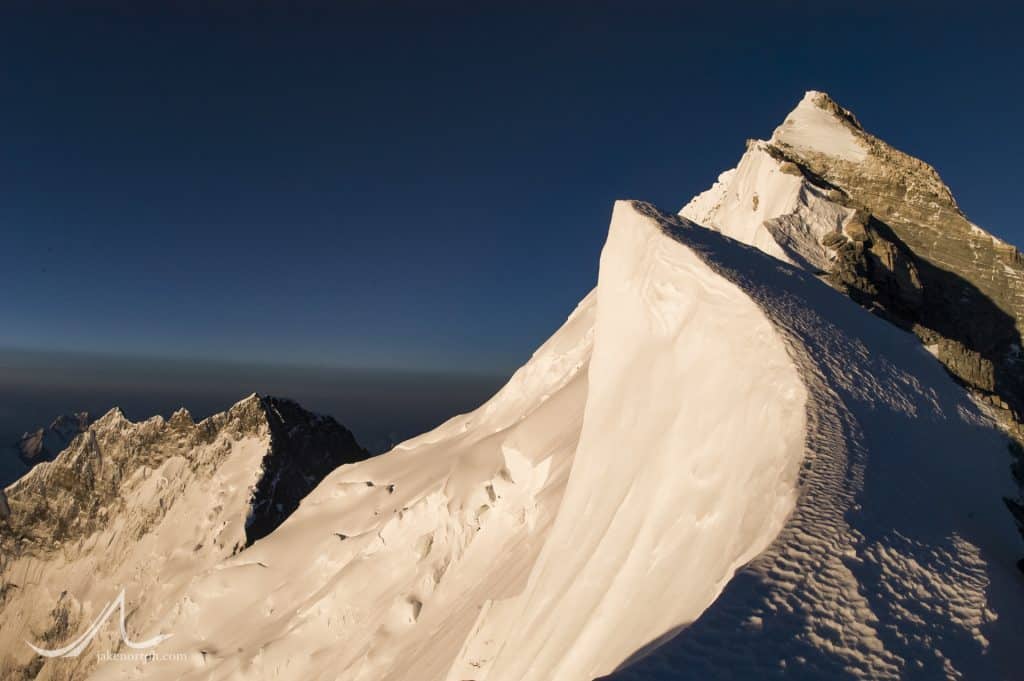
[604,204,1024,680]
[772,90,868,162]
[93,288,597,681]
[680,141,853,272]
[87,201,1022,681]
[1,404,273,680]
[467,202,807,681]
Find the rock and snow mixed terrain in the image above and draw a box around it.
[606,204,1024,680]
[683,91,1024,426]
[0,395,367,680]
[2,91,1023,681]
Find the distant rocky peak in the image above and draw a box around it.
[0,394,368,680]
[769,90,961,218]
[168,406,194,428]
[2,393,369,552]
[90,405,128,431]
[46,411,90,434]
[12,411,93,469]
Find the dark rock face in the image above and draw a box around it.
[769,93,1024,424]
[245,396,368,543]
[765,91,1024,551]
[821,209,1010,395]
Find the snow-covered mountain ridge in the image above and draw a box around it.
[0,394,368,681]
[683,91,1024,429]
[3,91,1022,681]
[606,202,1023,680]
[89,197,1023,680]
[683,89,1024,562]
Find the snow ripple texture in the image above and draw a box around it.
[606,202,1023,681]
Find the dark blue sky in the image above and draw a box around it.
[2,2,1022,375]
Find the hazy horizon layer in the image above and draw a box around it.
[0,348,506,486]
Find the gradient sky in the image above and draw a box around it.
[2,2,1022,375]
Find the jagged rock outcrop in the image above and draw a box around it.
[681,91,1024,549]
[247,397,368,542]
[0,393,367,681]
[683,91,1024,420]
[773,92,1023,414]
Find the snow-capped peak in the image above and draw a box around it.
[6,91,1022,681]
[771,90,868,162]
[92,405,129,430]
[75,198,1024,681]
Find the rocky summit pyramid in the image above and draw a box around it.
[682,90,1024,556]
[683,91,1024,425]
[5,93,1024,681]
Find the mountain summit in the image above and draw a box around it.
[7,93,1024,681]
[0,412,93,488]
[684,90,1024,421]
[82,95,1024,681]
[683,89,1024,553]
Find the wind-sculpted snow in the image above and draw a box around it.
[80,199,805,681]
[472,202,808,681]
[681,141,854,272]
[606,202,1024,680]
[91,291,596,681]
[3,88,1019,681]
[81,199,1020,681]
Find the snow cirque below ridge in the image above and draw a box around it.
[90,200,1023,681]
